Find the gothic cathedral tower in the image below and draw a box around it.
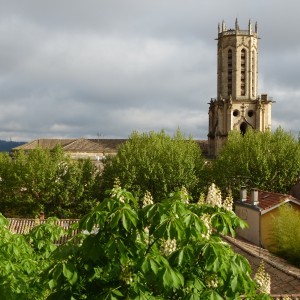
[208,19,273,157]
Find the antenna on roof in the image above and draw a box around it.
[97,132,104,141]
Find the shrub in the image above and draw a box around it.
[270,204,300,266]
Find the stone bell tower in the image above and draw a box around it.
[208,19,273,157]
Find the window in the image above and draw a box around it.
[248,110,254,118]
[241,49,246,96]
[233,109,240,117]
[228,49,232,97]
[252,50,255,97]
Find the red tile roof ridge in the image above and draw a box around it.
[241,189,300,212]
[257,189,298,200]
[7,218,80,233]
[8,218,80,221]
[224,235,300,279]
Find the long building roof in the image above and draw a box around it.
[12,138,209,156]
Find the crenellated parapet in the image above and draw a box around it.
[218,19,258,38]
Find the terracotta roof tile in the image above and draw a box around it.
[89,138,127,153]
[12,138,125,153]
[12,138,210,158]
[242,190,300,212]
[63,138,102,152]
[8,218,80,244]
[12,139,76,151]
[225,236,300,297]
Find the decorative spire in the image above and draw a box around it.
[218,22,220,33]
[222,20,226,32]
[248,19,252,34]
[235,18,239,30]
[255,21,258,33]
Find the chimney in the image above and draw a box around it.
[39,211,45,220]
[251,188,259,206]
[240,186,247,202]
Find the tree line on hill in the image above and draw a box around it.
[0,128,299,219]
[0,140,25,152]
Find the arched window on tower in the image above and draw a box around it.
[252,50,255,97]
[228,49,232,97]
[241,49,246,96]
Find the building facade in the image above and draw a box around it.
[208,20,273,157]
[235,187,300,248]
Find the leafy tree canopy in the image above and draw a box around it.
[211,127,300,196]
[0,185,272,299]
[0,146,101,218]
[101,130,206,201]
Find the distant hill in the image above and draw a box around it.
[0,140,26,152]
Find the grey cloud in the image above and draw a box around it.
[0,0,299,141]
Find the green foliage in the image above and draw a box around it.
[211,127,300,196]
[0,146,101,218]
[0,187,272,299]
[270,204,300,266]
[26,217,65,258]
[42,186,270,299]
[100,130,205,200]
[0,213,66,299]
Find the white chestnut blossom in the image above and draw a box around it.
[205,273,219,288]
[197,193,205,206]
[206,183,222,208]
[110,177,121,197]
[162,239,177,256]
[110,178,125,203]
[223,192,233,211]
[254,261,271,294]
[82,227,99,235]
[142,190,154,207]
[200,213,212,240]
[180,186,189,204]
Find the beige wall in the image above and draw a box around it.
[236,202,300,248]
[261,202,300,249]
[261,210,277,249]
[235,204,260,245]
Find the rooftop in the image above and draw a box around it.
[238,189,300,213]
[12,138,209,157]
[8,218,80,244]
[226,235,300,298]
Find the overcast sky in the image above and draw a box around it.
[0,0,299,141]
